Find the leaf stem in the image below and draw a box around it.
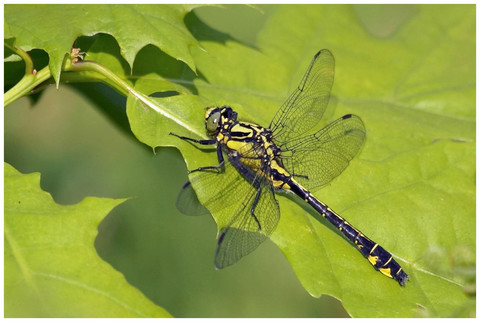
[66,59,198,134]
[4,66,52,107]
[4,42,52,107]
[4,47,182,129]
[4,41,34,74]
[66,60,165,114]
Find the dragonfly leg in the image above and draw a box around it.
[249,186,262,230]
[189,161,225,173]
[169,132,216,145]
[170,132,225,173]
[189,145,226,174]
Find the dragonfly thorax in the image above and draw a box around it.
[209,111,292,190]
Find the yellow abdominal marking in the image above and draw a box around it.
[380,267,393,278]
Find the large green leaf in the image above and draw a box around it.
[127,4,475,317]
[4,4,206,85]
[4,163,172,317]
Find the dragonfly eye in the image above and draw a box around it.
[206,111,221,133]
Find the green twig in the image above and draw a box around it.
[4,42,50,107]
[4,45,153,111]
[4,41,34,74]
[4,65,51,107]
[4,46,180,130]
[66,60,165,114]
[66,59,194,133]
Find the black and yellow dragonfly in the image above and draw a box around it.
[171,49,409,286]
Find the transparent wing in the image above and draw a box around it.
[214,156,279,269]
[184,150,280,268]
[176,181,209,216]
[185,157,252,224]
[269,49,334,143]
[279,114,366,190]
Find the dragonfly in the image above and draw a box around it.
[170,49,409,286]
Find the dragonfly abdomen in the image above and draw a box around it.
[289,180,409,286]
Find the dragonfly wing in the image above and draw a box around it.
[184,156,253,223]
[269,49,334,143]
[176,181,210,216]
[280,114,366,190]
[214,156,280,269]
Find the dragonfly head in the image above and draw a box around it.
[205,106,237,136]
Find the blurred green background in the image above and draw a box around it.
[5,4,351,318]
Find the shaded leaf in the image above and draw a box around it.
[4,4,206,85]
[4,163,171,317]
